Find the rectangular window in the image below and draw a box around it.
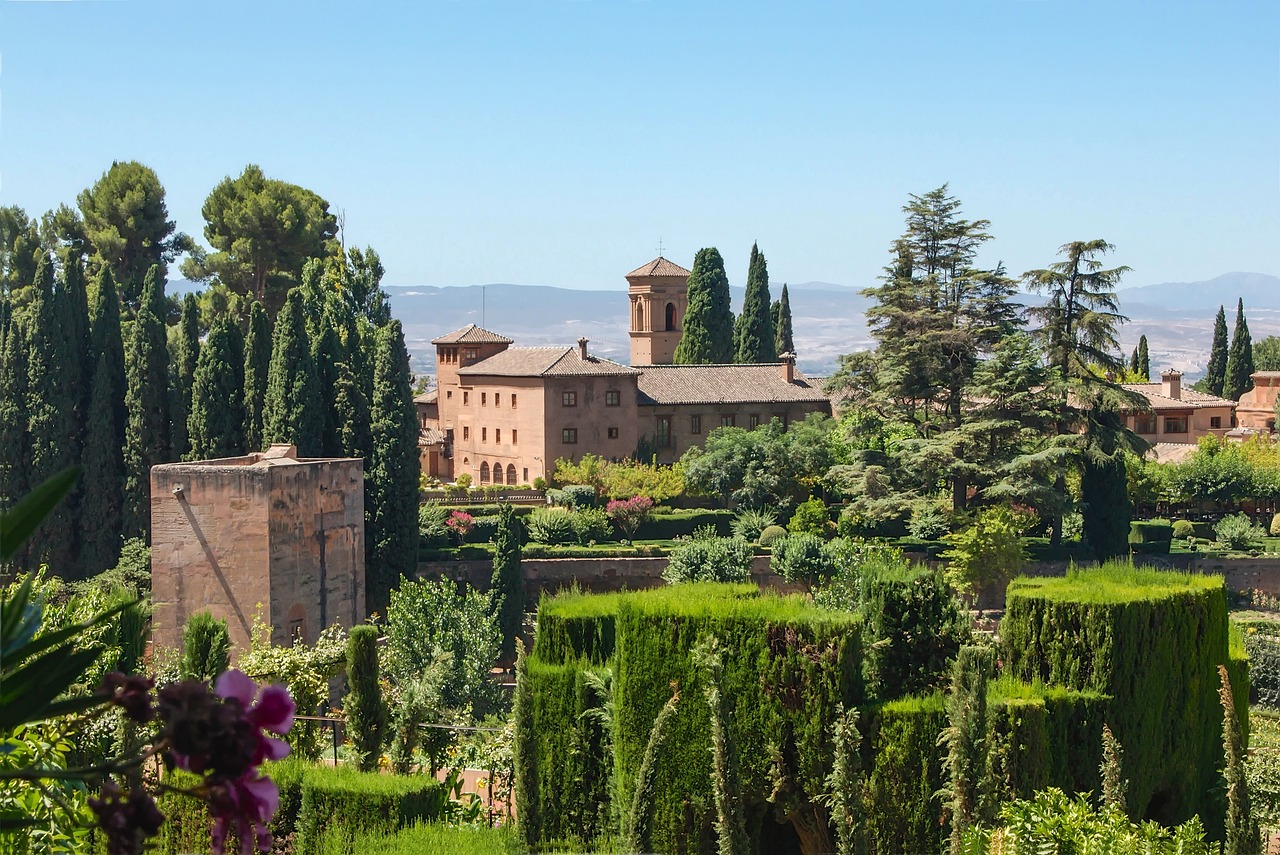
[749,414,760,429]
[562,428,578,444]
[446,390,453,399]
[1210,416,1222,429]
[1133,414,1156,434]
[608,427,619,439]
[494,393,500,407]
[691,415,702,435]
[495,429,501,443]
[463,391,469,405]
[522,468,529,483]
[481,392,487,406]
[511,394,517,408]
[512,430,517,444]
[464,348,478,361]
[656,416,672,448]
[463,426,470,440]
[1164,416,1189,434]
[482,427,487,442]
[605,390,620,407]
[563,391,577,407]
[721,415,736,428]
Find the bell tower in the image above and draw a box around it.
[626,256,691,366]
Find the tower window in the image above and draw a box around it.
[665,302,677,331]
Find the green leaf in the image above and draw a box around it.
[0,646,105,731]
[0,466,81,560]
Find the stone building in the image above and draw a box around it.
[150,444,365,652]
[1119,369,1236,445]
[418,256,832,482]
[1235,371,1280,432]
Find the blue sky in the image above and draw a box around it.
[1,0,1276,292]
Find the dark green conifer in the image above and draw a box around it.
[733,243,775,364]
[0,319,31,564]
[1129,347,1140,376]
[312,316,347,458]
[263,288,322,455]
[1080,448,1131,561]
[366,320,420,614]
[189,317,246,460]
[774,282,795,356]
[490,502,524,663]
[673,247,734,364]
[79,267,128,576]
[61,253,91,423]
[26,255,83,571]
[171,293,200,459]
[1204,305,1229,396]
[243,300,272,451]
[346,625,387,772]
[1136,335,1150,382]
[1224,298,1255,401]
[123,264,172,538]
[334,361,372,460]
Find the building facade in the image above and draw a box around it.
[1235,371,1280,432]
[1120,369,1236,445]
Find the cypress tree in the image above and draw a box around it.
[942,645,991,855]
[1129,347,1140,376]
[673,247,734,364]
[1136,335,1150,382]
[490,502,524,663]
[774,282,795,356]
[312,316,347,458]
[1204,305,1229,396]
[171,292,200,459]
[263,287,322,455]
[79,267,128,576]
[366,320,420,615]
[123,264,171,539]
[26,255,82,572]
[180,611,231,682]
[243,300,271,451]
[1219,664,1261,855]
[0,318,31,566]
[1224,298,1255,401]
[189,317,246,460]
[334,361,372,460]
[1081,449,1131,560]
[733,242,775,364]
[346,625,387,772]
[62,252,91,424]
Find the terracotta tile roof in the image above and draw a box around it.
[459,347,640,378]
[430,324,514,345]
[420,427,446,445]
[1121,383,1236,412]
[1148,442,1199,464]
[636,364,831,407]
[625,257,692,279]
[413,389,438,405]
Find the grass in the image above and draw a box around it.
[1007,560,1224,605]
[331,822,524,854]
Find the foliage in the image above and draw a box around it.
[345,626,387,772]
[662,536,754,584]
[773,282,794,357]
[673,247,734,365]
[681,414,837,509]
[526,507,576,545]
[180,610,231,682]
[490,502,525,662]
[570,507,613,545]
[318,821,523,855]
[1216,512,1267,551]
[293,764,448,855]
[1219,664,1262,855]
[769,533,833,584]
[1100,723,1128,813]
[942,505,1030,595]
[733,242,776,364]
[758,526,787,547]
[1172,519,1196,539]
[418,502,452,548]
[263,286,322,454]
[560,484,598,509]
[446,509,475,540]
[908,505,951,541]
[787,496,830,537]
[606,495,654,539]
[79,266,127,577]
[388,671,444,776]
[1225,298,1256,401]
[941,646,992,853]
[1200,305,1231,396]
[123,264,172,539]
[818,705,863,855]
[729,507,776,543]
[188,315,246,459]
[623,689,681,855]
[242,299,271,451]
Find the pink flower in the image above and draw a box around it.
[214,670,295,765]
[208,772,280,855]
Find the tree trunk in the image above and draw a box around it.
[790,804,834,855]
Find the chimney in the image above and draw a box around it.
[577,337,589,360]
[779,351,796,383]
[1161,369,1182,400]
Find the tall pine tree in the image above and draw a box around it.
[189,317,246,460]
[733,242,775,363]
[26,255,82,571]
[243,300,271,451]
[366,319,420,615]
[1202,305,1229,396]
[171,293,200,459]
[673,247,734,364]
[263,288,322,455]
[1224,298,1255,401]
[79,267,128,576]
[773,282,795,356]
[124,264,172,539]
[0,317,30,569]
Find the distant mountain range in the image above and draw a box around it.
[179,272,1280,382]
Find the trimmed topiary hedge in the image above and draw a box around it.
[317,822,524,854]
[1001,562,1239,834]
[294,766,449,855]
[633,509,734,540]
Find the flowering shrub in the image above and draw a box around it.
[446,510,475,541]
[605,495,654,539]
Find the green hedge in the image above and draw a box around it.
[863,693,947,855]
[1001,563,1236,834]
[319,822,524,854]
[633,509,734,540]
[294,766,449,855]
[156,758,310,855]
[1129,521,1174,544]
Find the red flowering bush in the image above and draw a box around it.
[606,495,654,539]
[446,510,475,541]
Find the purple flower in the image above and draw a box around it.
[208,771,281,855]
[90,782,165,855]
[101,672,155,723]
[214,670,295,765]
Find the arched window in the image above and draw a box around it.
[492,462,504,485]
[665,302,677,331]
[507,464,517,485]
[480,462,490,483]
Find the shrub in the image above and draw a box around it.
[455,473,472,489]
[634,509,734,540]
[445,510,474,541]
[730,507,777,542]
[526,507,577,545]
[942,505,1030,595]
[787,496,831,537]
[1128,520,1173,544]
[490,502,525,663]
[571,507,613,545]
[758,525,787,547]
[770,532,833,584]
[606,495,654,539]
[295,765,449,855]
[1271,513,1280,537]
[345,626,386,772]
[562,484,598,509]
[322,822,524,855]
[662,536,755,584]
[908,505,951,541]
[418,503,452,547]
[465,514,500,543]
[1172,519,1196,539]
[180,610,230,682]
[533,475,548,491]
[1216,513,1266,550]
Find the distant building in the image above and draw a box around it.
[1120,369,1236,446]
[417,257,832,482]
[150,444,365,652]
[1234,371,1280,432]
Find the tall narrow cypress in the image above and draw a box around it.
[124,264,171,539]
[0,318,31,563]
[171,293,200,459]
[1204,305,1229,396]
[62,253,91,424]
[733,242,775,364]
[673,247,734,364]
[334,361,372,461]
[79,267,128,576]
[26,255,82,571]
[263,288,322,455]
[774,282,795,356]
[189,317,246,460]
[1224,298,1255,401]
[490,502,524,663]
[312,316,347,458]
[1136,335,1149,382]
[243,300,271,451]
[366,320,420,614]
